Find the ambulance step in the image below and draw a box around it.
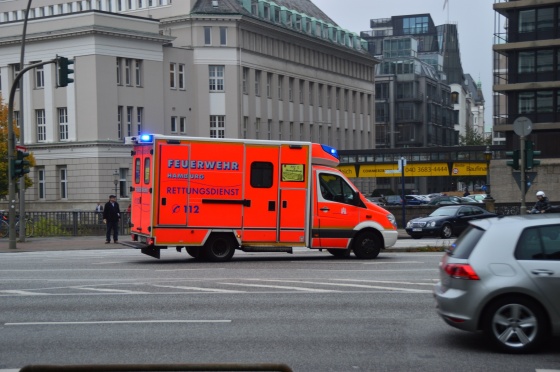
[240,247,293,254]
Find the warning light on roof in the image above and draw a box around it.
[321,144,339,160]
[139,134,154,143]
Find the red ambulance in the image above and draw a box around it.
[124,134,398,261]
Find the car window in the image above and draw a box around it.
[447,225,485,258]
[515,225,560,260]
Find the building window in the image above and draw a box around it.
[116,57,122,85]
[536,90,553,113]
[255,70,261,96]
[242,67,248,94]
[119,168,128,198]
[12,64,21,89]
[519,9,536,33]
[180,117,187,133]
[210,115,225,138]
[13,111,20,128]
[518,91,535,114]
[60,167,67,199]
[266,73,272,98]
[299,81,305,104]
[267,119,272,140]
[35,65,44,89]
[137,107,143,134]
[537,50,553,72]
[170,63,176,89]
[279,120,283,140]
[243,116,248,139]
[58,107,68,141]
[289,78,294,101]
[171,116,177,133]
[209,65,224,91]
[278,75,283,100]
[127,107,133,136]
[255,118,260,138]
[204,26,212,45]
[309,82,314,106]
[135,60,142,86]
[125,58,132,86]
[38,169,45,200]
[117,106,123,139]
[36,109,46,142]
[178,64,185,90]
[220,27,227,45]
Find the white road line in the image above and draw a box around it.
[0,290,48,296]
[72,287,149,294]
[219,282,337,292]
[334,279,436,286]
[245,279,431,293]
[4,320,231,326]
[152,284,245,293]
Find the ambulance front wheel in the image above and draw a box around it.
[352,231,381,259]
[203,233,236,262]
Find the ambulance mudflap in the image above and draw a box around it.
[123,134,398,261]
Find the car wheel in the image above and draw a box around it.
[352,231,381,259]
[327,248,351,258]
[203,234,236,262]
[440,224,453,239]
[411,235,422,240]
[483,296,549,353]
[186,247,202,259]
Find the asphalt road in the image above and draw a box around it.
[1,249,559,371]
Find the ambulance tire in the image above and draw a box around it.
[327,248,351,258]
[352,231,381,259]
[203,234,236,262]
[186,247,202,259]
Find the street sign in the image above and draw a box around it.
[512,172,537,194]
[513,117,532,137]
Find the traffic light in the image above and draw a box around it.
[11,151,31,179]
[525,141,541,169]
[57,55,74,87]
[506,149,520,170]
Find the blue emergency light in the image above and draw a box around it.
[321,144,339,160]
[138,134,154,143]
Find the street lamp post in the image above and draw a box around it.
[113,170,119,198]
[484,146,492,199]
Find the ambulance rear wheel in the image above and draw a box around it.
[327,248,351,258]
[186,247,202,259]
[203,234,236,262]
[352,231,381,259]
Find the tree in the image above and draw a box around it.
[0,94,35,199]
[458,124,492,146]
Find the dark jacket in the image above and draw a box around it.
[103,201,121,222]
[533,196,551,212]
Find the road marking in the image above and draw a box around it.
[4,320,232,326]
[0,290,48,296]
[245,279,431,293]
[152,284,245,293]
[334,279,436,286]
[219,282,337,292]
[289,261,423,265]
[72,287,149,294]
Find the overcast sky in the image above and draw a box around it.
[313,0,496,127]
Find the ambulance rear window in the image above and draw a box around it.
[251,162,273,188]
[144,158,151,184]
[134,158,141,184]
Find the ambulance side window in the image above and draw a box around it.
[319,173,358,206]
[134,158,141,184]
[251,162,273,188]
[144,158,151,184]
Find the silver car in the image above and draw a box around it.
[434,214,560,353]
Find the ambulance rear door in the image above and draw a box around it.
[131,144,153,235]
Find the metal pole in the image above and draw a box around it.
[520,136,527,214]
[18,0,33,241]
[400,157,406,229]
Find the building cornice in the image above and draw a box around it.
[494,81,560,92]
[494,0,560,15]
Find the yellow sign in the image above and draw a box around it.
[451,163,487,176]
[337,165,357,178]
[282,164,305,181]
[358,163,450,178]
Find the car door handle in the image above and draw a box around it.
[320,207,330,212]
[531,269,554,276]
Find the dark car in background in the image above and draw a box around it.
[428,195,479,206]
[405,195,428,205]
[434,215,560,353]
[405,205,497,239]
[385,195,404,205]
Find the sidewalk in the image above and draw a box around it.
[0,230,412,253]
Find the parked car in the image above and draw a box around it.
[465,194,487,203]
[385,195,404,205]
[428,195,479,206]
[405,205,497,239]
[404,195,428,205]
[434,214,560,353]
[365,196,386,206]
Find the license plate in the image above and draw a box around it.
[140,236,147,243]
[412,228,422,232]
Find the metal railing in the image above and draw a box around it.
[0,211,131,237]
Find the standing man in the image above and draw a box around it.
[103,195,121,243]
